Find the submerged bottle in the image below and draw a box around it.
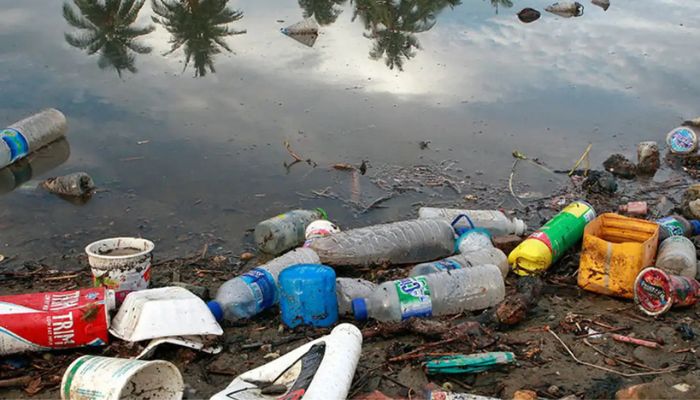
[254,209,328,255]
[352,265,505,322]
[509,201,595,276]
[656,215,700,241]
[418,208,527,236]
[207,248,320,321]
[655,236,697,278]
[336,277,377,315]
[309,219,455,267]
[1,108,67,169]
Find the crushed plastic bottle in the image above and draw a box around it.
[254,209,327,255]
[41,172,95,197]
[1,108,67,169]
[207,248,319,321]
[336,277,376,315]
[657,215,700,241]
[509,201,595,276]
[655,236,697,278]
[309,219,455,267]
[418,208,527,236]
[352,265,504,322]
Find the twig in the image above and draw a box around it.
[547,327,680,377]
[120,156,144,162]
[360,194,394,214]
[0,376,32,388]
[43,273,82,282]
[508,159,525,207]
[284,140,303,162]
[583,339,659,371]
[388,338,460,362]
[611,334,661,349]
[568,144,592,176]
[381,374,411,391]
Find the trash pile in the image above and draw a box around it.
[2,110,700,400]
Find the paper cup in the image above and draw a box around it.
[86,237,154,303]
[61,355,183,400]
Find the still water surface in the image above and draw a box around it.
[0,0,698,262]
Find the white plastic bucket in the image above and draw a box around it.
[86,237,154,303]
[60,355,183,400]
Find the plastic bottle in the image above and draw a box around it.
[509,201,595,276]
[655,236,697,278]
[657,215,700,241]
[418,208,527,236]
[309,219,455,267]
[254,209,328,255]
[336,277,376,315]
[618,201,648,216]
[352,264,505,322]
[207,248,319,321]
[1,109,67,169]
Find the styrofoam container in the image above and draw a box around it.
[60,355,183,400]
[211,323,362,400]
[86,237,155,303]
[111,286,223,342]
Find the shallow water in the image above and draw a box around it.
[1,0,699,263]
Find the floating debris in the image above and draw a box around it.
[281,18,319,47]
[592,0,610,11]
[545,2,584,17]
[518,8,541,23]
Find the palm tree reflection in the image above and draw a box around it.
[353,0,461,71]
[63,0,154,76]
[151,0,245,77]
[298,0,348,26]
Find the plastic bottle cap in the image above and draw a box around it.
[207,300,224,321]
[352,298,368,321]
[690,220,700,236]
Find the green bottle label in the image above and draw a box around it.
[528,201,595,260]
[395,277,432,320]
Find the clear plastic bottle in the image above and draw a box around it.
[657,215,700,241]
[352,264,505,322]
[418,208,527,236]
[309,219,455,267]
[335,277,376,315]
[1,109,67,169]
[655,236,697,278]
[254,209,327,255]
[207,248,319,321]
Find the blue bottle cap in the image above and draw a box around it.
[691,220,700,236]
[207,300,223,321]
[352,298,368,321]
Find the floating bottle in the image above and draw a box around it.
[1,108,67,169]
[254,209,327,255]
[509,201,595,276]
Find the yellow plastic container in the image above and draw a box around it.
[578,213,659,299]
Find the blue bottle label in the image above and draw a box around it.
[658,217,684,236]
[432,259,463,272]
[241,268,277,312]
[0,129,29,162]
[395,277,432,320]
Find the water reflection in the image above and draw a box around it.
[151,0,245,77]
[487,0,513,14]
[299,0,347,26]
[0,138,70,195]
[63,0,155,77]
[352,0,461,71]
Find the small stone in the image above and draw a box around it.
[260,343,272,353]
[493,235,523,254]
[513,390,538,400]
[637,141,660,176]
[547,385,561,397]
[681,184,700,220]
[240,252,255,262]
[170,282,209,300]
[263,351,280,359]
[603,154,637,179]
[42,353,54,361]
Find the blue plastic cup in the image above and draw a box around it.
[279,264,338,328]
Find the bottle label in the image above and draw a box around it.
[658,217,684,236]
[0,129,29,162]
[241,268,277,312]
[668,127,697,153]
[432,259,463,272]
[395,277,432,320]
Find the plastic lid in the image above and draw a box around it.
[690,220,700,236]
[455,228,492,253]
[634,268,673,316]
[352,298,368,321]
[207,300,224,321]
[513,218,527,236]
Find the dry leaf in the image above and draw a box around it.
[24,376,43,396]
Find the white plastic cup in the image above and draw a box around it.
[61,355,183,400]
[85,237,155,303]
